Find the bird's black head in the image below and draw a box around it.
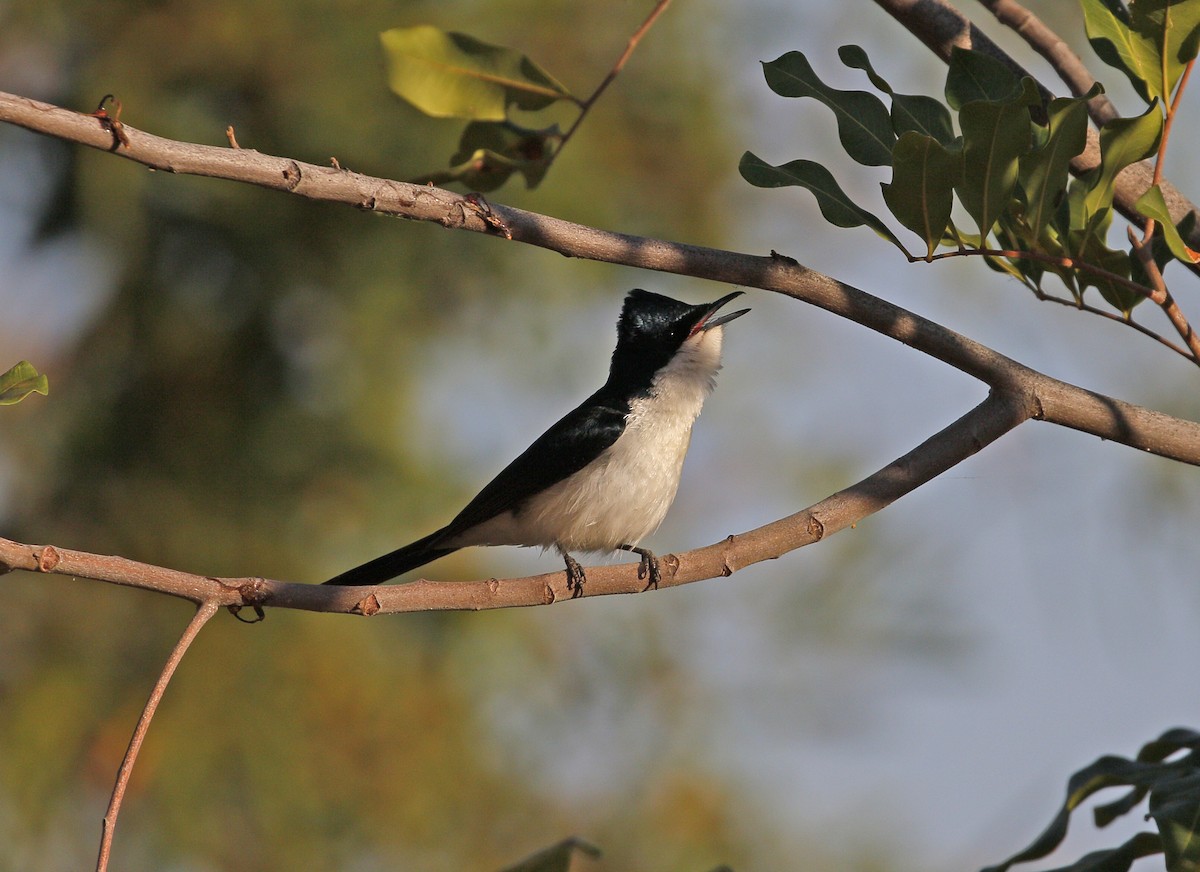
[607,289,749,393]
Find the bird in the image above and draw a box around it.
[323,288,749,592]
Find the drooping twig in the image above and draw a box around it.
[96,601,219,872]
[926,246,1198,364]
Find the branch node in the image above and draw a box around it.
[542,582,556,605]
[225,125,240,149]
[352,593,381,616]
[37,546,61,572]
[282,160,302,191]
[806,514,825,541]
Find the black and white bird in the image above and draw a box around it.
[324,289,748,590]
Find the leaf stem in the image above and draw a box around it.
[926,245,1199,365]
[558,0,674,150]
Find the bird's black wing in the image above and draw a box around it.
[323,388,627,586]
[437,387,629,540]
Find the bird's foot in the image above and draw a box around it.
[563,553,586,597]
[621,545,661,591]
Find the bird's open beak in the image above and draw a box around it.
[692,291,750,336]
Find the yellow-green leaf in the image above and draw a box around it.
[380,26,574,121]
[0,360,49,405]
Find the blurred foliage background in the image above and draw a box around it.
[3,1,1200,871]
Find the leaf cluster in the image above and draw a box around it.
[742,0,1200,316]
[982,727,1200,872]
[380,25,576,191]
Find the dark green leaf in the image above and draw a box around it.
[891,94,956,145]
[1140,729,1200,763]
[739,151,908,252]
[1147,769,1200,871]
[1019,95,1090,238]
[1083,101,1163,222]
[0,360,49,405]
[380,26,574,121]
[1040,831,1162,872]
[762,51,897,166]
[1080,231,1140,312]
[838,44,894,93]
[882,132,960,257]
[498,837,601,872]
[945,47,1023,109]
[957,79,1038,237]
[839,44,954,143]
[1135,184,1200,264]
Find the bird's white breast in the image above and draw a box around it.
[456,325,727,553]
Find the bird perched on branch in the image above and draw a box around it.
[324,288,749,592]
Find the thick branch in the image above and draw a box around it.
[976,0,1119,124]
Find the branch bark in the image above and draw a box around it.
[1,87,1199,616]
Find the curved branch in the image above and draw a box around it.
[0,391,1031,610]
[1,89,1199,618]
[0,89,1197,464]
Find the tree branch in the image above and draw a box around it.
[1,89,1197,460]
[0,391,1032,610]
[96,600,219,872]
[1,87,1199,618]
[976,0,1119,125]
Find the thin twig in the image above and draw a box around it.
[1032,285,1191,358]
[925,245,1199,362]
[1127,227,1200,359]
[976,0,1118,125]
[96,601,219,872]
[557,0,673,149]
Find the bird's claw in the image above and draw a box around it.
[563,553,586,597]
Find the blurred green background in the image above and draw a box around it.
[3,2,1200,871]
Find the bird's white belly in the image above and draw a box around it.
[455,393,702,553]
[449,325,721,555]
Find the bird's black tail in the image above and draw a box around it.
[323,529,457,585]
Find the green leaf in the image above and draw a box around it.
[1083,101,1163,223]
[1135,184,1200,264]
[0,360,49,405]
[762,51,897,166]
[882,132,960,257]
[945,46,1023,109]
[1044,832,1163,872]
[839,44,956,145]
[739,151,908,252]
[1082,0,1200,104]
[498,837,602,872]
[957,79,1038,238]
[1019,95,1091,238]
[380,26,574,121]
[1082,0,1161,102]
[1132,1,1200,92]
[1079,232,1140,312]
